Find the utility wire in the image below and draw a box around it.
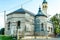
[0,0,34,13]
[21,0,33,8]
[22,0,32,5]
[7,0,33,11]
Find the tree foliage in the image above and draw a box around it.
[50,16,60,35]
[0,28,5,35]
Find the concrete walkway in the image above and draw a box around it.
[21,36,60,40]
[21,38,60,40]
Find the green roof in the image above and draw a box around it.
[42,0,47,4]
[35,7,47,17]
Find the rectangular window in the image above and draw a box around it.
[41,23,44,31]
[25,26,26,31]
[8,22,10,30]
[17,21,21,29]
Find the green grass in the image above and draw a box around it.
[0,35,13,40]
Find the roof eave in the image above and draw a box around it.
[7,12,25,16]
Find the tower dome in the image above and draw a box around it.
[36,7,47,17]
[42,0,48,15]
[43,0,47,4]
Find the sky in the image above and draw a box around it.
[0,0,60,29]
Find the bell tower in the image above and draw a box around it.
[42,0,48,15]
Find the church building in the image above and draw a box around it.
[5,0,54,39]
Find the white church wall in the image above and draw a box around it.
[6,13,26,35]
[47,22,53,35]
[35,16,47,36]
[7,14,13,19]
[6,12,35,36]
[24,13,34,35]
[25,13,34,24]
[12,13,25,17]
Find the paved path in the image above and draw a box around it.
[21,36,60,40]
[21,38,60,40]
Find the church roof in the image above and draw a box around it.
[42,0,47,4]
[7,8,35,16]
[14,8,26,13]
[35,7,47,17]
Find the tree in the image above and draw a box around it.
[50,16,60,36]
[0,28,5,35]
[0,30,1,34]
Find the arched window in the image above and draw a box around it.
[41,23,44,31]
[48,27,50,32]
[41,23,43,28]
[51,28,52,32]
[43,6,44,8]
[49,27,50,30]
[17,21,21,29]
[8,22,10,30]
[45,6,47,8]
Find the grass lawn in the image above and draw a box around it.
[0,35,13,40]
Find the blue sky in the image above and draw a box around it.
[0,0,60,29]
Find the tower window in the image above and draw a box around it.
[45,6,47,8]
[8,22,10,30]
[43,6,47,8]
[41,23,44,31]
[43,6,44,8]
[17,21,21,29]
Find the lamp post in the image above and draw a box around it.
[11,21,18,40]
[14,22,18,40]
